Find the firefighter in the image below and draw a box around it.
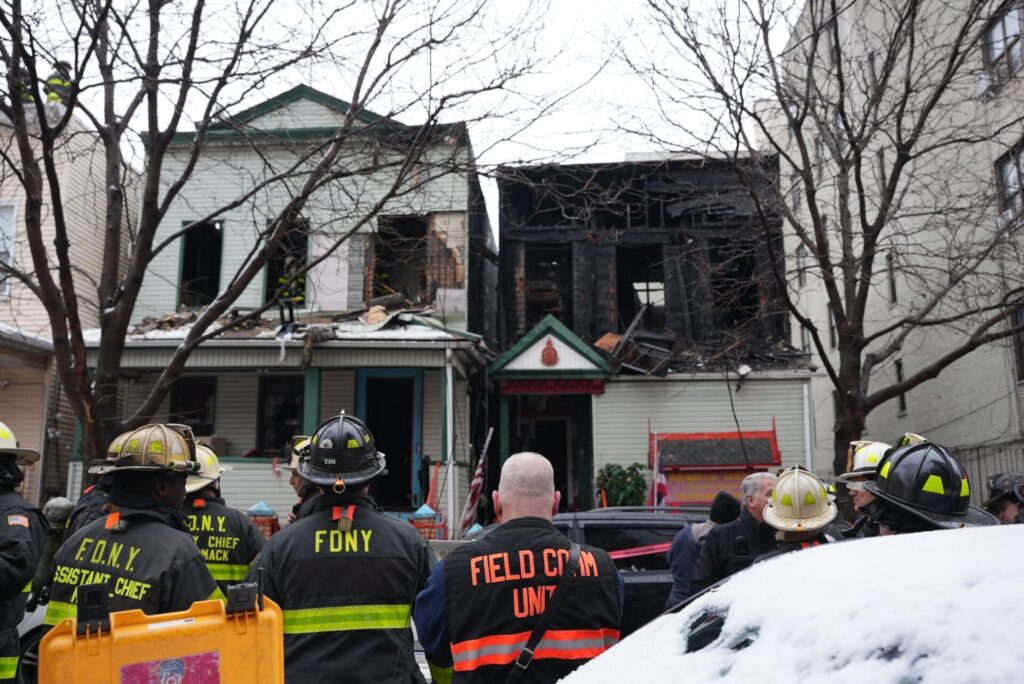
[277,255,306,325]
[183,444,265,593]
[65,432,131,536]
[0,423,46,683]
[246,414,434,683]
[44,424,222,630]
[756,467,837,563]
[862,441,997,534]
[983,472,1024,525]
[836,440,890,539]
[281,435,320,523]
[43,60,72,104]
[415,452,623,683]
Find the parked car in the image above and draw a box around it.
[16,604,43,684]
[562,525,1024,683]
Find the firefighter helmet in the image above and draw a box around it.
[185,443,233,493]
[983,471,1024,512]
[89,423,201,475]
[763,467,837,532]
[836,440,891,490]
[0,421,40,465]
[863,442,995,529]
[298,414,385,488]
[282,435,311,471]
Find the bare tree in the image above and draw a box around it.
[619,0,1024,473]
[0,0,551,461]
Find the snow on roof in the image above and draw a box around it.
[563,525,1024,683]
[0,322,52,352]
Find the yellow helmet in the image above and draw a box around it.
[837,441,891,489]
[282,435,311,471]
[763,467,838,533]
[106,431,132,460]
[89,423,200,475]
[185,443,233,493]
[0,421,40,465]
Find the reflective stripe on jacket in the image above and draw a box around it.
[184,493,266,593]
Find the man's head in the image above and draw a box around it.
[846,477,876,512]
[111,470,189,510]
[492,452,560,523]
[740,472,776,523]
[984,472,1024,525]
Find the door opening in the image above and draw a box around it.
[364,377,414,509]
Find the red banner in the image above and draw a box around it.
[663,470,750,506]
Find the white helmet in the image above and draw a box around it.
[185,443,232,493]
[281,436,311,471]
[0,421,40,465]
[763,467,838,532]
[836,441,891,490]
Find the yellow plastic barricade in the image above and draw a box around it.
[40,598,283,684]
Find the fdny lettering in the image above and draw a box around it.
[72,537,142,572]
[470,548,600,586]
[187,514,227,533]
[52,565,152,602]
[313,529,373,553]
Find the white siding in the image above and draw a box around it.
[0,364,47,502]
[247,99,348,130]
[429,375,470,532]
[122,375,170,423]
[218,460,297,523]
[592,376,810,475]
[320,370,355,421]
[212,374,259,455]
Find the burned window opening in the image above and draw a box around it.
[525,245,573,328]
[706,238,760,331]
[264,217,309,306]
[616,244,666,331]
[373,215,430,303]
[180,220,222,308]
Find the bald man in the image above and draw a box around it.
[415,452,623,683]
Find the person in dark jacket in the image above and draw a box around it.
[0,424,46,683]
[65,433,131,536]
[281,435,321,524]
[756,468,837,563]
[836,440,890,540]
[45,424,222,631]
[247,414,434,683]
[415,452,623,684]
[665,491,740,609]
[183,444,265,593]
[689,472,776,595]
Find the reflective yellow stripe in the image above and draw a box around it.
[45,600,77,626]
[921,474,945,495]
[208,587,226,603]
[879,461,891,479]
[282,604,411,634]
[428,662,453,684]
[960,478,970,497]
[206,563,249,581]
[0,656,18,679]
[22,581,30,593]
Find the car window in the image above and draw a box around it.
[685,610,757,654]
[582,525,679,571]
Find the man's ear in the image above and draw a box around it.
[552,490,561,517]
[492,490,503,523]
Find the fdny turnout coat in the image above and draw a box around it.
[45,502,222,630]
[0,488,45,682]
[247,492,435,684]
[415,517,623,684]
[65,481,110,537]
[184,492,266,593]
[689,508,778,595]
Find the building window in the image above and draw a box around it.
[795,244,807,287]
[895,358,907,415]
[0,203,15,299]
[616,244,666,331]
[257,375,304,459]
[524,244,574,328]
[265,217,309,306]
[886,251,898,304]
[170,377,216,437]
[371,215,428,303]
[998,144,1023,218]
[180,220,222,308]
[800,324,811,353]
[984,3,1023,81]
[829,308,837,348]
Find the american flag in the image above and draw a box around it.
[458,428,493,537]
[649,434,667,506]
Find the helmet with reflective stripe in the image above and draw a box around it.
[282,435,311,471]
[0,420,40,465]
[836,440,891,489]
[863,441,995,529]
[763,467,837,532]
[983,471,1024,512]
[298,414,385,487]
[89,423,201,475]
[186,443,233,493]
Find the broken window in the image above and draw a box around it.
[616,245,665,331]
[180,220,222,308]
[264,217,309,306]
[371,215,429,303]
[706,239,760,330]
[525,245,573,328]
[170,376,216,436]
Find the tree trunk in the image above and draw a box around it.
[832,358,866,477]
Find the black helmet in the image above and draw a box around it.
[863,442,996,529]
[298,414,386,488]
[983,472,1024,512]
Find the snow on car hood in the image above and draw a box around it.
[562,525,1024,683]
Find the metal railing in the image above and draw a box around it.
[952,440,1024,507]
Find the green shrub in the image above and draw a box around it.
[596,463,648,507]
